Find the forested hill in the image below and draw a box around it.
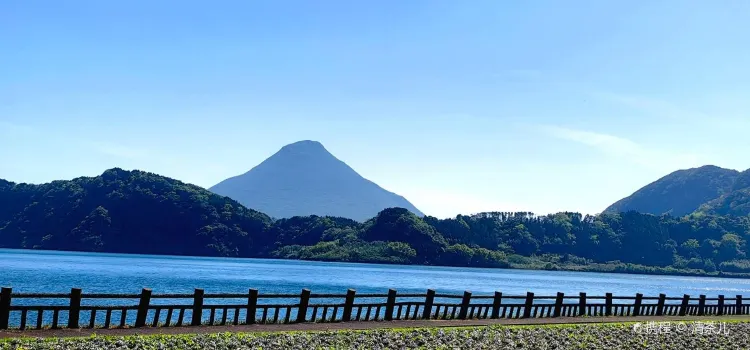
[0,169,272,256]
[3,168,750,277]
[604,165,740,216]
[697,169,750,217]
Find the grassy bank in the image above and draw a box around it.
[507,257,750,279]
[292,252,750,279]
[2,322,748,350]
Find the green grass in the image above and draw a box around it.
[2,322,748,350]
[5,319,750,340]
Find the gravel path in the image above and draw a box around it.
[2,315,749,339]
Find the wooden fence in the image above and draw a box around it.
[0,287,746,330]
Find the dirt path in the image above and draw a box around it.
[3,315,750,339]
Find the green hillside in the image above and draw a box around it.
[604,165,739,216]
[697,170,750,217]
[3,168,750,277]
[0,168,272,256]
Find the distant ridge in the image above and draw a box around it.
[604,165,742,216]
[209,140,424,221]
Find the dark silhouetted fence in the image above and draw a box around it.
[0,287,744,330]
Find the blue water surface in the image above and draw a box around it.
[3,248,750,298]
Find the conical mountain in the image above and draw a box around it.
[209,140,424,221]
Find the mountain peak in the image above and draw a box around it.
[270,140,339,164]
[209,141,424,221]
[279,140,327,152]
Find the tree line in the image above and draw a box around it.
[2,168,750,277]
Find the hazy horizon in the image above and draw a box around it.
[2,138,743,219]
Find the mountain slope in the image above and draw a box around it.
[604,165,740,216]
[0,168,271,256]
[209,140,424,221]
[698,169,750,217]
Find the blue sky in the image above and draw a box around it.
[2,0,749,218]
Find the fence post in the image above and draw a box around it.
[246,289,258,324]
[736,295,743,315]
[385,289,397,321]
[553,292,564,317]
[679,294,690,316]
[522,292,534,319]
[698,295,706,316]
[656,293,666,316]
[458,291,472,320]
[0,287,11,330]
[578,292,586,317]
[342,289,356,322]
[633,293,643,317]
[491,291,503,319]
[134,288,152,327]
[422,289,435,320]
[605,293,613,316]
[191,288,204,326]
[718,295,725,316]
[297,289,310,323]
[68,288,83,328]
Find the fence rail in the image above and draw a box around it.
[0,287,747,330]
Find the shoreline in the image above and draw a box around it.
[0,247,750,279]
[2,247,748,281]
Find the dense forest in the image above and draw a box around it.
[3,168,750,277]
[605,165,750,217]
[698,169,750,217]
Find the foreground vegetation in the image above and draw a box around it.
[1,322,748,349]
[3,168,750,277]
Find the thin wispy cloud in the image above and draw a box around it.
[500,70,712,123]
[539,125,702,171]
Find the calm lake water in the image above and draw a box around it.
[3,248,750,298]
